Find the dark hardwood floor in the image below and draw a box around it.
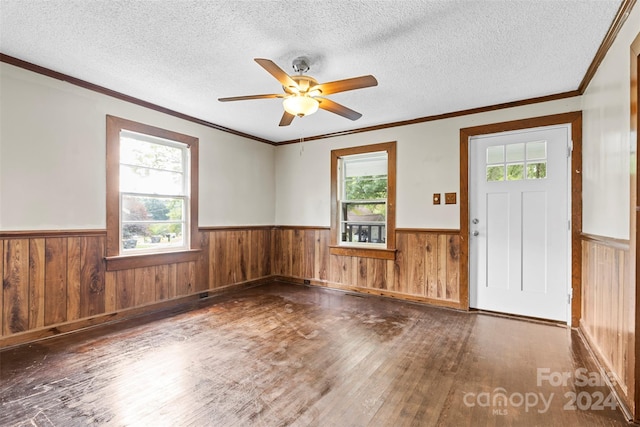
[0,282,630,426]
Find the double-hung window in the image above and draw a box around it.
[119,131,189,253]
[330,141,396,259]
[106,115,199,269]
[338,151,388,246]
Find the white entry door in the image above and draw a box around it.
[469,125,570,322]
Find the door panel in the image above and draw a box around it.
[469,125,569,322]
[486,192,510,290]
[522,191,547,294]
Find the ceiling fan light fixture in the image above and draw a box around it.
[283,95,319,117]
[219,58,377,126]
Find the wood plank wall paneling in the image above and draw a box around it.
[1,229,273,346]
[44,238,67,325]
[28,239,45,330]
[1,226,462,344]
[207,229,271,288]
[271,227,462,307]
[80,236,106,318]
[66,237,81,322]
[580,237,633,410]
[3,239,29,335]
[0,240,3,335]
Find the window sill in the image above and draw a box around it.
[329,245,396,260]
[105,249,202,271]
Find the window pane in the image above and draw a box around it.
[335,145,393,249]
[507,163,524,180]
[526,141,546,160]
[506,143,525,162]
[486,145,504,164]
[122,196,184,222]
[343,152,387,177]
[122,222,185,252]
[486,165,505,181]
[344,175,387,200]
[341,223,386,244]
[120,136,183,172]
[108,118,197,259]
[341,200,386,244]
[343,202,386,222]
[120,165,184,195]
[527,162,547,179]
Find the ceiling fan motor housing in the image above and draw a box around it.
[292,57,310,74]
[284,75,319,94]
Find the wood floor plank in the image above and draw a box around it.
[0,282,629,426]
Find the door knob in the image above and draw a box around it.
[472,218,479,224]
[472,230,479,236]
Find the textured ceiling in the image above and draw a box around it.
[0,0,623,143]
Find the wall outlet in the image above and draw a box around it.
[433,193,441,205]
[445,192,457,204]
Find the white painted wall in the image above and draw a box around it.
[0,63,276,230]
[581,3,639,240]
[6,0,637,235]
[275,97,581,228]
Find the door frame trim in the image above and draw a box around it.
[630,31,639,421]
[459,111,583,324]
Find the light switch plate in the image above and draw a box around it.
[445,192,457,204]
[433,193,441,205]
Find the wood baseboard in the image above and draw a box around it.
[273,275,466,310]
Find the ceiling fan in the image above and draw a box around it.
[218,57,378,127]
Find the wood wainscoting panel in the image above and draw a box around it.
[196,231,210,293]
[1,228,273,347]
[581,235,633,412]
[251,229,271,280]
[44,238,68,325]
[80,236,106,318]
[134,266,155,306]
[0,240,3,335]
[3,239,30,335]
[154,263,177,302]
[66,237,82,322]
[176,261,196,296]
[272,227,462,308]
[209,230,228,287]
[28,239,45,330]
[395,231,460,302]
[207,228,271,289]
[316,230,330,281]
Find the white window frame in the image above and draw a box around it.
[118,130,191,255]
[330,141,396,260]
[105,115,200,271]
[337,151,388,249]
